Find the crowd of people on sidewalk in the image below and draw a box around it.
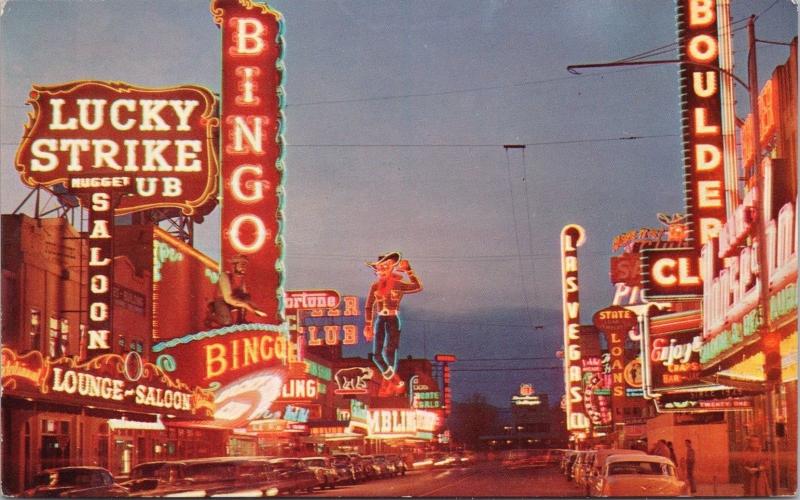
[648,436,772,496]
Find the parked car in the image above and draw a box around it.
[570,451,587,484]
[267,458,319,494]
[345,453,374,481]
[301,457,339,489]
[576,450,597,490]
[332,454,364,483]
[386,454,407,476]
[22,466,129,498]
[127,457,280,498]
[585,449,643,497]
[372,455,396,477]
[121,461,188,495]
[595,454,688,497]
[562,450,581,478]
[359,455,381,479]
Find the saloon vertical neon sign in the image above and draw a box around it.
[212,0,286,325]
[560,224,588,431]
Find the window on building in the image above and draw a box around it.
[59,319,69,357]
[48,317,59,358]
[29,309,41,352]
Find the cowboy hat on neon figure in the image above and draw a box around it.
[363,251,423,396]
[207,253,268,327]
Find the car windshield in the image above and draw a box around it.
[608,461,674,476]
[183,462,237,482]
[304,459,327,467]
[131,463,165,479]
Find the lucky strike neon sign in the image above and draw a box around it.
[560,224,588,431]
[15,81,219,215]
[213,0,285,326]
[676,0,727,247]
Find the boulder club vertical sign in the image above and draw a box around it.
[560,224,588,432]
[212,0,286,325]
[676,0,727,248]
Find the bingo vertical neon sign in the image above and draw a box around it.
[211,0,286,325]
[561,224,588,431]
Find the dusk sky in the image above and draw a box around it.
[1,0,797,408]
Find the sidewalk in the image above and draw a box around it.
[695,481,743,497]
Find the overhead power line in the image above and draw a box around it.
[450,367,562,372]
[285,134,678,149]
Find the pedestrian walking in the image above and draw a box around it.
[649,439,671,460]
[667,441,677,465]
[743,436,771,496]
[685,439,696,494]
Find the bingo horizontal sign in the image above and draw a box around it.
[15,80,219,215]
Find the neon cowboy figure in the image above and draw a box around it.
[364,252,422,395]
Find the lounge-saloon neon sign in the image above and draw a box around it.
[1,348,215,417]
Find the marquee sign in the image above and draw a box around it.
[213,0,286,326]
[640,247,703,300]
[656,396,754,413]
[648,328,704,392]
[1,348,215,419]
[676,0,727,248]
[593,306,637,413]
[581,356,612,431]
[560,224,588,431]
[152,326,299,389]
[367,409,439,438]
[408,375,441,409]
[14,81,219,215]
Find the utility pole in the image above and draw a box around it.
[748,15,780,495]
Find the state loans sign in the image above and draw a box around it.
[15,81,219,215]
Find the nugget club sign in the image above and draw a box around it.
[15,81,219,214]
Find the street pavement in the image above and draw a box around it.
[306,462,585,497]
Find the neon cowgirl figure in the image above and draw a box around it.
[206,254,267,327]
[363,252,422,394]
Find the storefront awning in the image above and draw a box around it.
[301,432,365,443]
[108,418,165,431]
